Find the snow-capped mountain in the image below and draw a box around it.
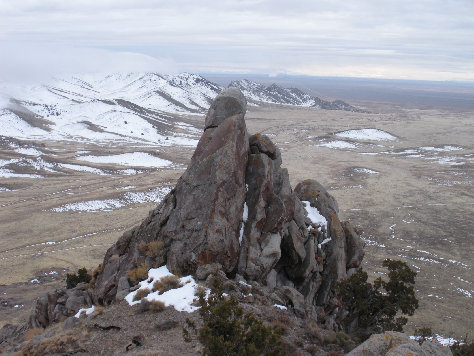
[0,73,363,145]
[229,79,363,112]
[0,73,221,145]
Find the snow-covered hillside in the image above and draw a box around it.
[229,79,363,111]
[0,73,221,145]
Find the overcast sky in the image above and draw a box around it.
[1,0,473,82]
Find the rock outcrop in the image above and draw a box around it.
[29,283,92,329]
[30,87,364,328]
[347,331,453,356]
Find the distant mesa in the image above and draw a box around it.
[29,88,365,333]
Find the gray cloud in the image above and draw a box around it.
[1,0,473,81]
[0,43,180,84]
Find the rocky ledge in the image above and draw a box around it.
[30,87,364,330]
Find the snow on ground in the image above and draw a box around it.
[77,152,173,168]
[319,140,357,149]
[0,159,19,167]
[432,156,465,166]
[75,305,96,318]
[51,199,124,212]
[158,135,198,147]
[175,122,201,134]
[0,168,43,179]
[0,110,49,139]
[0,186,12,191]
[335,128,397,141]
[410,334,459,347]
[0,156,58,176]
[58,163,108,175]
[353,168,379,174]
[14,147,44,156]
[420,146,462,152]
[124,187,172,204]
[50,186,171,212]
[126,266,203,313]
[302,201,327,231]
[17,157,57,172]
[318,238,332,249]
[239,202,249,244]
[117,168,142,175]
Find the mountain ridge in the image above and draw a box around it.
[230,79,364,111]
[0,73,364,144]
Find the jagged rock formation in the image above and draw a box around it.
[29,87,365,328]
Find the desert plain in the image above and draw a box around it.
[0,100,472,341]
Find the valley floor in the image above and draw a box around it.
[0,103,472,340]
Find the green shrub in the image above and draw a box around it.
[66,267,91,289]
[451,339,474,356]
[414,327,433,345]
[336,259,418,335]
[183,278,286,356]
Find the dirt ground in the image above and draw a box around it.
[0,102,472,340]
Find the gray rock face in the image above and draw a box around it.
[294,179,365,305]
[162,111,248,274]
[29,284,92,329]
[91,87,249,304]
[347,331,453,356]
[205,87,247,129]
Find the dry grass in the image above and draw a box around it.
[304,321,323,344]
[138,241,164,257]
[93,306,104,315]
[153,275,182,294]
[139,300,166,313]
[17,335,83,356]
[133,288,151,302]
[271,314,295,335]
[23,328,43,341]
[128,264,149,285]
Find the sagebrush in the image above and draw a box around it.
[183,278,286,356]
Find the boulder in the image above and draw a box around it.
[347,331,453,356]
[205,87,247,129]
[29,285,92,328]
